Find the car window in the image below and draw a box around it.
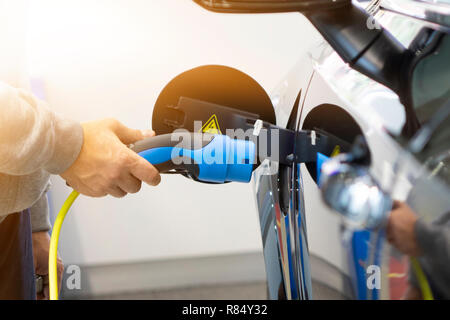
[410,33,450,165]
[412,34,450,124]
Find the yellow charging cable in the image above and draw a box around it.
[410,257,434,300]
[49,190,80,300]
[49,191,434,301]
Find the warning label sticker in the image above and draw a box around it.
[331,145,340,157]
[200,114,222,135]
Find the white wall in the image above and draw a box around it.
[0,0,29,87]
[26,0,315,266]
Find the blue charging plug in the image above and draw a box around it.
[316,152,330,186]
[132,133,256,183]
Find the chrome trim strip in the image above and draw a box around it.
[295,164,313,299]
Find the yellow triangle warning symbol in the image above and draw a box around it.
[331,145,341,157]
[200,114,222,134]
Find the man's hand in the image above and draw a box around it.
[386,201,422,257]
[61,119,161,198]
[32,231,64,300]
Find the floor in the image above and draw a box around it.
[95,280,347,300]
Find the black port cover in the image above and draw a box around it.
[152,65,276,134]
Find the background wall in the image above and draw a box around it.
[26,0,319,268]
[0,0,29,87]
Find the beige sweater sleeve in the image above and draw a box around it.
[30,188,52,232]
[0,82,83,175]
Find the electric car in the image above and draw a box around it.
[186,0,450,300]
[250,0,450,299]
[154,0,449,299]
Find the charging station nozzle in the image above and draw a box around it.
[132,132,256,184]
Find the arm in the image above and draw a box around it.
[386,201,421,256]
[0,82,161,198]
[387,201,450,259]
[0,82,83,175]
[415,216,450,265]
[388,202,450,299]
[30,189,51,232]
[30,190,64,300]
[406,216,450,300]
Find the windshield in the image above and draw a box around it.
[407,33,450,162]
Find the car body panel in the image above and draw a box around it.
[253,1,449,299]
